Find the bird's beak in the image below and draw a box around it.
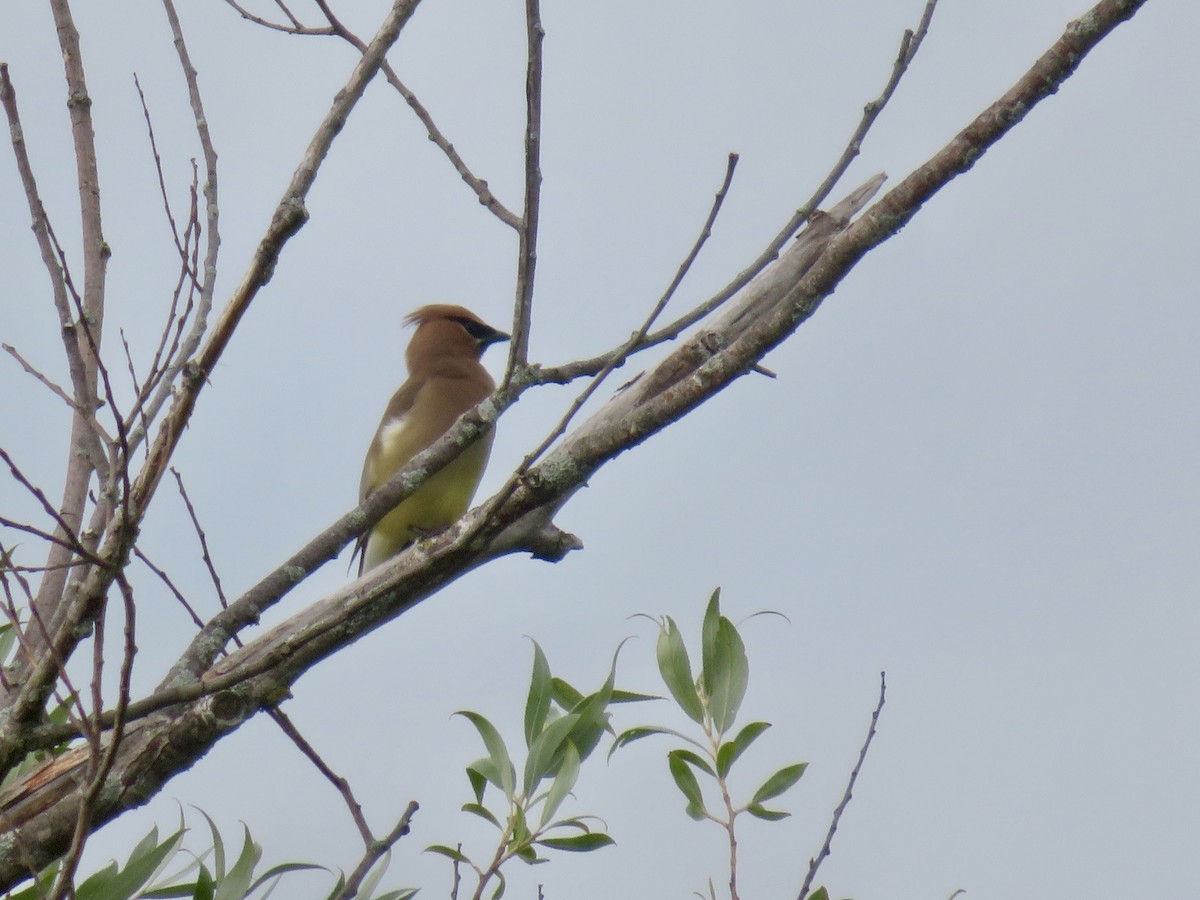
[482,328,511,347]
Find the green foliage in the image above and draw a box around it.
[614,588,830,898]
[11,590,856,900]
[4,809,406,900]
[429,640,630,898]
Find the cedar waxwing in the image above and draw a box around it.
[357,305,509,574]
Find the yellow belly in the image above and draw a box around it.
[361,438,492,571]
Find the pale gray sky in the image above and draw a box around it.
[2,0,1198,898]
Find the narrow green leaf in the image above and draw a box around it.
[560,688,611,764]
[751,761,808,804]
[462,802,502,829]
[248,863,325,895]
[213,825,260,900]
[76,826,186,900]
[656,618,704,723]
[469,756,508,796]
[489,868,507,900]
[540,740,580,828]
[195,808,226,880]
[671,748,715,777]
[701,588,722,696]
[523,713,580,795]
[350,848,392,900]
[668,751,707,820]
[537,833,615,852]
[609,725,704,762]
[426,845,471,864]
[524,640,553,749]
[196,865,215,900]
[466,762,488,804]
[511,803,532,846]
[707,617,750,735]
[716,721,771,778]
[745,802,791,821]
[806,888,830,900]
[609,689,660,703]
[514,845,541,864]
[455,711,515,800]
[550,677,584,711]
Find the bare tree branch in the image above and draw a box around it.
[797,672,886,900]
[506,0,546,371]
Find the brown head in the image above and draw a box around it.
[403,305,510,376]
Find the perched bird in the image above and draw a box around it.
[357,305,509,574]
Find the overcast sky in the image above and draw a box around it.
[2,0,1198,897]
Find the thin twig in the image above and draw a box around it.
[132,547,206,629]
[506,0,545,373]
[465,153,740,539]
[0,449,104,567]
[48,574,138,900]
[221,0,332,34]
[645,0,940,348]
[171,468,229,608]
[269,707,373,845]
[129,0,223,455]
[335,802,419,900]
[306,0,522,229]
[1,343,108,442]
[797,672,886,900]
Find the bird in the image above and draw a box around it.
[356,304,509,574]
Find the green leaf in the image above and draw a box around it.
[523,713,580,795]
[656,618,704,723]
[524,640,553,748]
[466,762,489,803]
[540,740,580,828]
[76,825,186,900]
[510,803,532,847]
[196,865,215,900]
[550,677,584,710]
[426,845,471,864]
[195,808,226,880]
[745,802,790,821]
[671,748,715,777]
[214,825,260,900]
[4,863,58,900]
[536,833,615,852]
[707,617,750,735]
[489,868,507,900]
[248,862,325,896]
[609,724,706,762]
[701,588,722,696]
[668,751,707,820]
[716,721,771,778]
[609,689,660,704]
[806,888,830,900]
[346,848,391,900]
[750,762,808,805]
[514,844,542,865]
[455,711,515,800]
[463,802,502,829]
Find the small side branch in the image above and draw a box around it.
[796,672,886,900]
